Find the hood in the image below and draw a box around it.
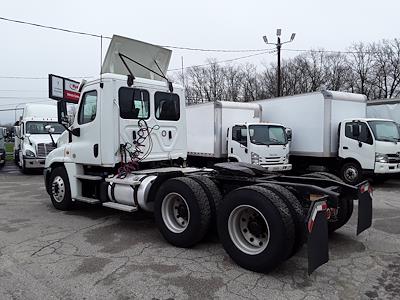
[101,35,172,81]
[25,134,61,146]
[375,140,400,155]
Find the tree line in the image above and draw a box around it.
[174,39,400,104]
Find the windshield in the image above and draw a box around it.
[249,125,287,145]
[368,121,400,142]
[26,121,65,134]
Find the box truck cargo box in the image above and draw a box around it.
[367,98,400,124]
[256,91,400,184]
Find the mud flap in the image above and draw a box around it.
[306,199,329,275]
[356,181,373,235]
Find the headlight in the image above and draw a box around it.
[375,152,388,163]
[285,153,290,163]
[25,150,36,157]
[251,152,260,164]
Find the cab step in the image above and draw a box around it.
[75,174,103,181]
[73,196,100,204]
[102,202,138,212]
[105,177,141,186]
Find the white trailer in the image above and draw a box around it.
[367,98,400,124]
[14,103,65,173]
[256,91,400,184]
[44,35,373,274]
[186,101,292,171]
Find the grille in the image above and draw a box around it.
[387,154,400,163]
[37,143,56,158]
[260,156,283,165]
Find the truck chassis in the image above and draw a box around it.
[44,161,372,274]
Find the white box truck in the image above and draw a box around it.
[256,91,400,184]
[43,35,373,274]
[14,103,65,173]
[367,98,400,124]
[186,101,292,171]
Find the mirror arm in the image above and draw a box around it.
[60,124,80,137]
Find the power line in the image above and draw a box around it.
[0,76,92,80]
[0,16,271,53]
[0,99,52,108]
[168,50,276,72]
[0,89,47,92]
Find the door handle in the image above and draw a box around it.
[342,146,348,150]
[168,131,172,139]
[93,144,99,158]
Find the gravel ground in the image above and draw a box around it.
[0,164,399,299]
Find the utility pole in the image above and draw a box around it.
[263,29,296,97]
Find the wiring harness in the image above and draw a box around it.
[117,119,160,178]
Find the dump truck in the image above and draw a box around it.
[256,91,400,184]
[44,35,372,274]
[186,101,292,171]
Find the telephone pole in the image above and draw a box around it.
[263,29,296,97]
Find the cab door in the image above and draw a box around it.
[228,125,250,162]
[339,121,375,170]
[70,86,101,165]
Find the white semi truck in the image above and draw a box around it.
[256,91,400,184]
[367,98,400,124]
[44,35,373,274]
[0,127,5,168]
[14,103,65,173]
[186,101,292,171]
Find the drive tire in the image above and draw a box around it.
[154,177,211,248]
[189,175,222,228]
[257,183,306,258]
[49,167,74,211]
[340,162,362,185]
[217,186,295,273]
[302,172,354,233]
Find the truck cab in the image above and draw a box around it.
[14,104,64,172]
[339,118,400,182]
[228,122,292,171]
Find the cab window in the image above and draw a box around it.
[155,92,180,121]
[232,125,247,147]
[345,122,373,145]
[119,88,150,119]
[78,90,97,125]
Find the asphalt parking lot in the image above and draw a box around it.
[0,164,399,300]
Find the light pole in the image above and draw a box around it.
[263,29,296,97]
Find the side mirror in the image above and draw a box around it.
[352,124,360,138]
[25,133,31,138]
[57,101,69,127]
[285,128,292,142]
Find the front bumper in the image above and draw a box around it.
[374,162,400,174]
[23,157,46,168]
[260,163,292,172]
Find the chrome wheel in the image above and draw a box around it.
[344,166,358,183]
[161,192,190,233]
[52,176,65,203]
[228,205,270,255]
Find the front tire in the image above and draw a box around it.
[154,177,211,248]
[49,167,74,210]
[218,186,295,273]
[340,162,362,185]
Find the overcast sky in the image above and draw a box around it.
[0,0,399,124]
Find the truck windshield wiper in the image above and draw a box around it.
[379,137,398,143]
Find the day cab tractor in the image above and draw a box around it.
[44,35,373,274]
